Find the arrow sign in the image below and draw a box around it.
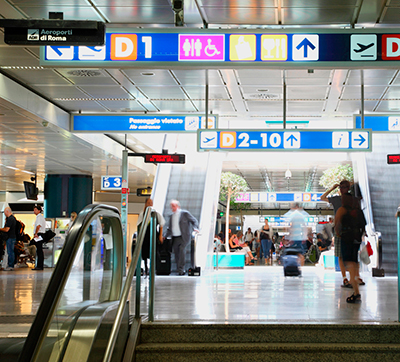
[286,134,298,146]
[354,134,366,146]
[296,38,315,57]
[51,46,67,56]
[46,46,74,60]
[292,34,319,61]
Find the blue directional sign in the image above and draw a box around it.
[259,216,319,227]
[72,114,217,132]
[101,176,122,190]
[236,192,324,203]
[198,129,371,152]
[354,114,400,132]
[40,29,400,67]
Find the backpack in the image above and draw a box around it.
[341,206,365,245]
[15,219,25,242]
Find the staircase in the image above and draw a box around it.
[135,323,400,361]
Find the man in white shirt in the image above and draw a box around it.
[32,205,46,270]
[164,200,199,275]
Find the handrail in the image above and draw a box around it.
[352,153,381,267]
[19,204,123,362]
[103,206,157,362]
[397,207,400,322]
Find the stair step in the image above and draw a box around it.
[140,323,400,344]
[135,342,400,362]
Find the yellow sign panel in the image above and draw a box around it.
[261,35,287,61]
[229,34,256,61]
[220,131,237,148]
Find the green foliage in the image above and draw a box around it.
[230,201,251,212]
[219,172,248,202]
[319,164,354,193]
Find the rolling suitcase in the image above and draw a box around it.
[156,239,171,275]
[283,254,301,277]
[188,233,201,277]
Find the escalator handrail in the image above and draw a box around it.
[102,206,157,362]
[18,204,123,362]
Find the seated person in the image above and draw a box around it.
[306,228,314,251]
[242,241,257,265]
[19,234,36,265]
[316,233,330,252]
[236,231,244,245]
[229,234,242,252]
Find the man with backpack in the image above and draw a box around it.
[0,207,17,271]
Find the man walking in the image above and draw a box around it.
[164,200,199,275]
[0,207,17,271]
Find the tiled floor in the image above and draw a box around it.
[0,262,398,338]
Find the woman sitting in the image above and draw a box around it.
[229,234,242,252]
[242,240,257,265]
[229,234,256,265]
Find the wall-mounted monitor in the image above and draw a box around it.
[23,181,38,200]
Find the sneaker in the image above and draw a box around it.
[4,267,14,271]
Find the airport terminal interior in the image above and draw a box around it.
[2,0,400,361]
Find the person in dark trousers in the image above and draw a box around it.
[137,198,165,277]
[321,180,365,287]
[335,193,366,303]
[32,205,46,270]
[164,200,199,276]
[0,207,17,271]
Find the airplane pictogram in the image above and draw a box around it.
[354,43,374,53]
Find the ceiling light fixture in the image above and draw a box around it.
[285,169,292,179]
[140,72,155,76]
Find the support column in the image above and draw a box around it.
[121,150,128,267]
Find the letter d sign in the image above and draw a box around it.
[220,132,237,148]
[382,35,400,60]
[111,34,137,60]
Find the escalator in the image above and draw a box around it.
[7,204,130,362]
[153,133,223,273]
[363,133,400,275]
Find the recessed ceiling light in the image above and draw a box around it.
[141,72,155,76]
[136,145,145,150]
[257,89,269,92]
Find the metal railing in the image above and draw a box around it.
[103,206,157,362]
[397,207,400,322]
[19,204,124,362]
[352,153,381,269]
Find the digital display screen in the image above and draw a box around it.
[144,154,185,164]
[387,154,400,164]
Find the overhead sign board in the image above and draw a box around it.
[387,154,400,164]
[137,187,152,196]
[40,29,400,67]
[0,19,105,46]
[101,176,122,190]
[198,129,372,152]
[354,114,400,132]
[72,114,217,132]
[236,192,324,203]
[259,216,319,227]
[143,154,185,164]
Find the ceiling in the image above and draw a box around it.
[0,0,399,203]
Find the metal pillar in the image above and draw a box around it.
[121,149,128,269]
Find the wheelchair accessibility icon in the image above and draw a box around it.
[179,34,225,61]
[205,39,221,57]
